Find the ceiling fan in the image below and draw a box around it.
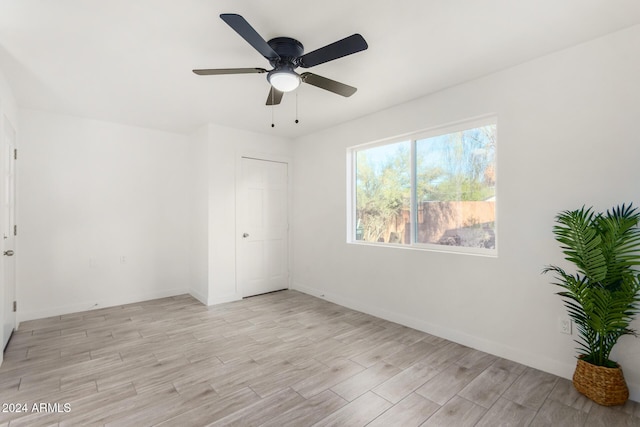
[193,13,368,105]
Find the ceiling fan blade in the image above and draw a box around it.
[266,87,284,105]
[301,73,357,97]
[193,68,267,75]
[220,14,280,61]
[298,34,368,68]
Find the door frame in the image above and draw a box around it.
[235,151,292,299]
[1,112,17,354]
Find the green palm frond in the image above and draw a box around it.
[596,204,640,288]
[543,204,640,367]
[553,207,607,282]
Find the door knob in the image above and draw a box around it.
[242,233,250,238]
[3,250,14,256]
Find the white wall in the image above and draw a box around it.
[15,110,292,320]
[0,70,17,126]
[188,125,210,304]
[291,25,640,401]
[17,109,192,321]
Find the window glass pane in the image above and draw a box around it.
[415,124,496,249]
[355,141,411,244]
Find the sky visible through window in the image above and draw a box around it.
[360,126,495,188]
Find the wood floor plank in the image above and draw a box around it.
[547,378,595,412]
[0,351,92,381]
[617,399,640,419]
[383,339,439,369]
[62,381,178,426]
[104,383,217,427]
[454,348,497,371]
[530,398,590,426]
[154,386,261,426]
[421,395,486,427]
[457,357,526,408]
[330,361,401,402]
[502,366,559,410]
[58,353,123,391]
[474,397,537,426]
[291,358,365,399]
[0,291,636,426]
[584,404,638,426]
[366,392,439,427]
[350,340,407,368]
[208,387,306,427]
[373,360,442,404]
[309,338,376,367]
[415,361,486,405]
[208,359,264,397]
[56,382,138,427]
[259,390,347,427]
[366,323,428,347]
[310,391,392,427]
[247,358,326,398]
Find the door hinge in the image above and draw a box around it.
[13,301,16,312]
[13,149,17,160]
[13,224,17,236]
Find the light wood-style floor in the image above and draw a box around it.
[0,290,638,426]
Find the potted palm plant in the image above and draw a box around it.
[543,204,640,406]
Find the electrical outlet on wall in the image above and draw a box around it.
[559,317,572,334]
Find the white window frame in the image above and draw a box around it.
[347,115,498,257]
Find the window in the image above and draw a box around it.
[350,117,497,255]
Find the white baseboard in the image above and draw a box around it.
[17,288,189,323]
[207,292,242,306]
[292,282,639,403]
[188,288,208,305]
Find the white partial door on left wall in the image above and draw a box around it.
[237,157,289,298]
[2,115,16,350]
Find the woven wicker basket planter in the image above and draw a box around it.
[572,357,629,406]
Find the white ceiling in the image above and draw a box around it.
[1,1,639,138]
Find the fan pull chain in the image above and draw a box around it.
[295,91,299,124]
[271,89,275,128]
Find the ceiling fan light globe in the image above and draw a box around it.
[268,70,300,92]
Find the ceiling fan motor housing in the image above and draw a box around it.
[267,37,304,68]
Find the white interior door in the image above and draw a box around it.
[2,116,16,350]
[237,157,288,297]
